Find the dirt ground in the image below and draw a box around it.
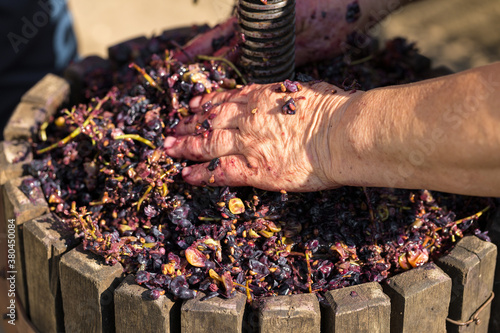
[68,0,500,72]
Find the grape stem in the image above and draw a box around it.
[36,95,111,154]
[245,279,252,302]
[137,185,153,212]
[349,54,373,66]
[305,250,313,293]
[129,62,165,93]
[454,206,490,225]
[197,55,247,85]
[113,134,156,149]
[198,216,222,221]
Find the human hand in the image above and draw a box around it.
[164,81,362,192]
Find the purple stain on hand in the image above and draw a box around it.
[346,1,361,23]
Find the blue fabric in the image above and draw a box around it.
[0,0,78,139]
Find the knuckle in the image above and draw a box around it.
[206,130,224,156]
[202,136,213,156]
[234,132,245,152]
[188,137,204,159]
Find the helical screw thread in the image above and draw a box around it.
[238,0,296,83]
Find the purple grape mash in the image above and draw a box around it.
[27,31,494,304]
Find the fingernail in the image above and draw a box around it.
[189,95,203,109]
[182,167,191,178]
[164,136,176,149]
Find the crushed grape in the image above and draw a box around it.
[345,1,361,23]
[29,31,495,305]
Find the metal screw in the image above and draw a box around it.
[238,0,296,83]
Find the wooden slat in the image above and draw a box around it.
[486,208,500,333]
[383,262,452,333]
[3,176,48,224]
[4,74,69,141]
[257,294,320,333]
[2,176,49,315]
[114,275,181,333]
[3,102,47,141]
[322,282,391,333]
[436,236,497,333]
[59,245,124,333]
[21,73,69,111]
[0,141,32,186]
[23,214,74,333]
[0,140,32,315]
[181,292,247,333]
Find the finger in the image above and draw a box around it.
[176,102,243,135]
[189,89,248,113]
[182,155,255,187]
[172,17,238,63]
[164,129,241,161]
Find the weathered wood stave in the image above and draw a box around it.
[0,63,497,333]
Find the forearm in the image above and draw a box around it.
[332,62,500,196]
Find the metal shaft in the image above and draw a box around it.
[238,0,296,83]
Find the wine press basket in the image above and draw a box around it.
[1,33,498,333]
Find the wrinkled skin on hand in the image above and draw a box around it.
[164,82,362,192]
[175,0,396,65]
